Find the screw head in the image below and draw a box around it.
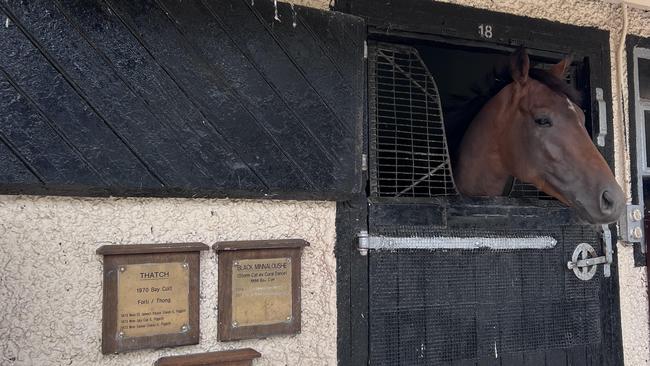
[632,209,643,222]
[232,321,239,328]
[119,266,126,272]
[182,262,189,270]
[631,226,643,240]
[118,331,125,338]
[286,258,291,263]
[180,324,189,332]
[233,261,239,267]
[286,315,292,322]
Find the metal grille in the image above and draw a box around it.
[509,178,555,200]
[369,43,456,197]
[369,225,602,365]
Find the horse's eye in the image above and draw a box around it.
[534,117,553,127]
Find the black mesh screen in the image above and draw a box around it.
[368,43,456,198]
[368,225,602,365]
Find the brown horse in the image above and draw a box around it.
[455,49,624,224]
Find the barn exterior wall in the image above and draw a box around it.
[1,1,649,366]
[0,196,337,366]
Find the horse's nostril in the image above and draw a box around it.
[600,190,615,213]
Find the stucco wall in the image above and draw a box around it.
[292,0,329,9]
[0,196,337,366]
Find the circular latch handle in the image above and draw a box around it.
[567,243,598,281]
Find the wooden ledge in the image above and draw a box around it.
[96,242,209,256]
[154,348,261,366]
[213,239,309,252]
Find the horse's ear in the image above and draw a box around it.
[510,48,530,84]
[549,56,572,79]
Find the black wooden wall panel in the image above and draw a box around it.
[0,0,364,199]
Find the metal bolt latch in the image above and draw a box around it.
[567,243,604,281]
[568,225,613,281]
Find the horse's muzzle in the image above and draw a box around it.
[580,184,625,224]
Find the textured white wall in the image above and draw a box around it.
[0,196,336,366]
[292,0,330,9]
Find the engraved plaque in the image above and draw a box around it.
[214,239,309,341]
[97,243,208,354]
[232,258,292,327]
[117,262,189,337]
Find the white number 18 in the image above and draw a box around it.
[478,24,493,39]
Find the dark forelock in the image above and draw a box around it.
[529,68,582,106]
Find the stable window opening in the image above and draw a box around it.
[368,39,590,202]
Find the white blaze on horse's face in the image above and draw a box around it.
[566,97,580,123]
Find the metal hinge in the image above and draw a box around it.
[567,224,613,280]
[619,204,643,244]
[357,230,369,256]
[358,230,558,255]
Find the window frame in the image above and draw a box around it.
[633,47,650,178]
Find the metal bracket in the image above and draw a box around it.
[601,224,613,278]
[567,225,613,280]
[596,88,607,147]
[619,204,643,244]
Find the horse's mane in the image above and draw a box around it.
[445,65,582,164]
[529,68,582,106]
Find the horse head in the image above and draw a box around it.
[455,48,625,224]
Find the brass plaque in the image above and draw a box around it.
[232,257,292,327]
[117,262,189,338]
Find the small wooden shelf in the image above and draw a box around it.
[154,348,261,366]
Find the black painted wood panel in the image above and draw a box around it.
[0,5,161,188]
[0,75,102,186]
[57,0,265,191]
[0,0,364,199]
[0,139,40,184]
